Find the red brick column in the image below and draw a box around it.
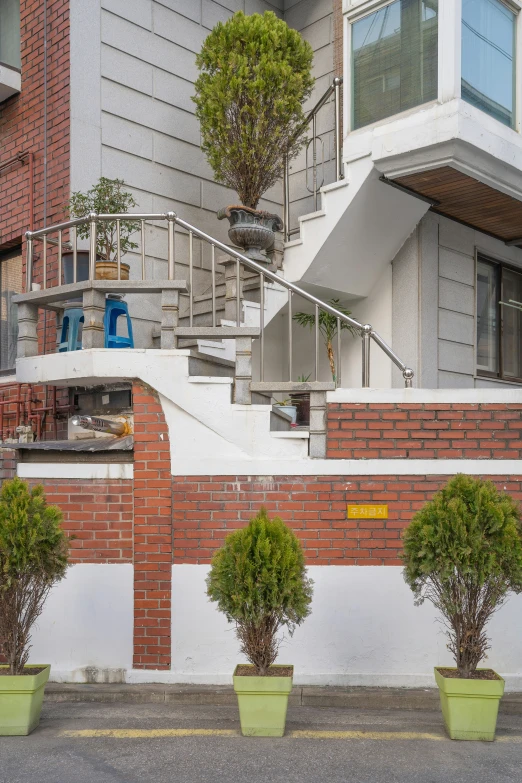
[132,382,172,670]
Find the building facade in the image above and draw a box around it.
[1,0,522,688]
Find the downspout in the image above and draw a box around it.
[42,0,48,351]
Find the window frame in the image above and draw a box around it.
[0,246,22,376]
[346,0,440,133]
[475,252,522,384]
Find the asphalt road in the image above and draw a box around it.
[0,701,521,783]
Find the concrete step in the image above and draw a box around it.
[187,351,235,378]
[174,327,260,340]
[251,381,335,393]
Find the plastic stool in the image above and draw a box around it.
[104,298,134,349]
[58,307,84,352]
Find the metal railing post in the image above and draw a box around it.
[334,76,344,181]
[283,153,290,242]
[167,212,176,280]
[312,113,318,211]
[89,213,97,281]
[362,324,372,388]
[25,232,33,292]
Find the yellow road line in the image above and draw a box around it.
[288,730,446,741]
[59,728,522,743]
[60,729,239,739]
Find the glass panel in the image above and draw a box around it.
[0,0,21,70]
[476,259,499,374]
[352,0,438,130]
[462,0,515,128]
[501,268,522,379]
[0,249,22,372]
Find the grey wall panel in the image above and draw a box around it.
[439,247,474,286]
[102,0,152,29]
[438,309,474,346]
[101,46,154,96]
[438,277,474,316]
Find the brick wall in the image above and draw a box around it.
[36,479,133,563]
[132,382,172,670]
[172,474,522,566]
[327,403,522,459]
[0,0,70,249]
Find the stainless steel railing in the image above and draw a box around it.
[283,77,344,242]
[24,210,414,388]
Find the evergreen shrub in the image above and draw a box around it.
[207,508,313,674]
[402,474,522,678]
[193,11,314,209]
[0,478,69,675]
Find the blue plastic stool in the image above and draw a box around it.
[104,298,134,349]
[58,307,84,352]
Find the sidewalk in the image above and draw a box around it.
[46,683,522,714]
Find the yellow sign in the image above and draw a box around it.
[347,505,388,519]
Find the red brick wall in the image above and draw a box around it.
[172,474,522,566]
[327,403,522,459]
[37,479,133,562]
[132,382,172,670]
[0,0,70,250]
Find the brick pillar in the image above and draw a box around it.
[132,382,172,670]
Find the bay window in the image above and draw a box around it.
[351,0,438,130]
[461,0,516,128]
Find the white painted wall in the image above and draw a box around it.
[168,564,522,690]
[30,564,133,682]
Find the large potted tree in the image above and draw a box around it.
[402,474,522,741]
[0,478,69,736]
[66,177,140,281]
[193,11,314,263]
[207,507,313,736]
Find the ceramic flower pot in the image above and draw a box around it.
[95,260,130,280]
[0,664,51,736]
[218,206,283,264]
[434,667,504,741]
[233,664,293,737]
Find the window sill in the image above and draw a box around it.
[0,64,21,103]
[474,374,522,387]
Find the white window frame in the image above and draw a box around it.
[343,0,522,135]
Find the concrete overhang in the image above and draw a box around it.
[0,64,21,103]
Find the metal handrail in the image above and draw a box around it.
[24,210,414,387]
[283,76,344,242]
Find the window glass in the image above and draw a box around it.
[0,248,22,372]
[0,0,21,70]
[462,0,515,128]
[476,259,499,374]
[352,0,438,130]
[501,268,522,379]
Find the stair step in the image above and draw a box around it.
[188,351,235,378]
[175,327,260,340]
[251,381,335,392]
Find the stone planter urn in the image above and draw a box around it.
[218,206,283,264]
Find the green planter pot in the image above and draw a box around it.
[434,667,504,741]
[0,665,51,736]
[233,665,293,737]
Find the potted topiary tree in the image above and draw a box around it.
[0,478,69,736]
[193,11,314,263]
[207,507,313,736]
[66,177,140,281]
[402,474,522,741]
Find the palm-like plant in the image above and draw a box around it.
[293,299,358,382]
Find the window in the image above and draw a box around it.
[0,0,21,70]
[351,0,438,130]
[476,256,522,382]
[0,247,22,373]
[461,0,516,128]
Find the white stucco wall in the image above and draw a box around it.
[168,564,522,690]
[30,564,133,682]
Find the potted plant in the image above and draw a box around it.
[207,507,313,736]
[290,374,311,426]
[193,11,314,263]
[0,478,68,736]
[274,398,297,426]
[402,474,522,741]
[293,299,358,383]
[66,177,140,280]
